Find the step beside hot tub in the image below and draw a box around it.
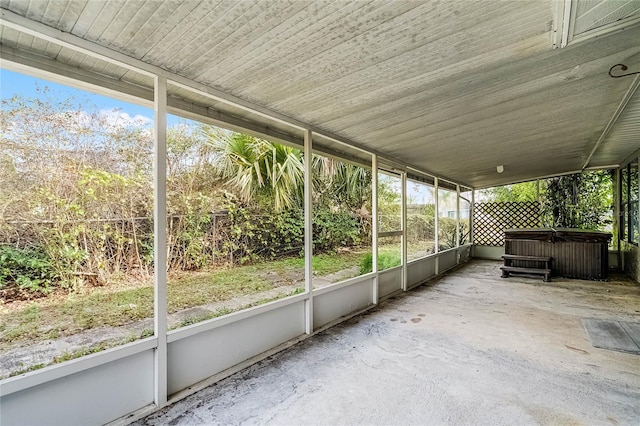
[504,228,612,280]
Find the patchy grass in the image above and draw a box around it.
[7,362,46,378]
[0,286,155,346]
[0,246,412,378]
[313,250,368,275]
[167,268,273,312]
[174,307,234,329]
[171,287,305,330]
[0,251,368,347]
[263,249,367,276]
[2,328,154,380]
[2,285,306,379]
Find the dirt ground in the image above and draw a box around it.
[135,260,640,425]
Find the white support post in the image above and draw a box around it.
[153,75,168,408]
[636,158,640,254]
[560,0,573,48]
[456,184,461,249]
[434,178,439,254]
[637,157,640,241]
[470,189,475,246]
[614,168,621,260]
[434,177,439,275]
[372,154,379,304]
[304,129,313,334]
[537,179,543,227]
[401,172,408,291]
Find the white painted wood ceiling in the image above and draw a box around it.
[1,0,639,188]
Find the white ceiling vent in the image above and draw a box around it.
[554,0,640,48]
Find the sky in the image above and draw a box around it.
[0,68,183,127]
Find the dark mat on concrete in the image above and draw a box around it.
[582,318,640,355]
[620,322,640,346]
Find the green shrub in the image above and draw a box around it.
[437,217,458,250]
[224,201,368,264]
[225,202,305,263]
[312,209,362,252]
[40,225,88,290]
[359,251,401,275]
[437,217,469,250]
[0,245,57,295]
[407,213,434,241]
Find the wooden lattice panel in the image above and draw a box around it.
[472,202,540,246]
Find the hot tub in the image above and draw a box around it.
[504,228,612,280]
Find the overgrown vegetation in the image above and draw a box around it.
[544,171,613,230]
[1,89,155,297]
[0,84,460,380]
[479,170,613,231]
[0,91,381,299]
[0,245,56,296]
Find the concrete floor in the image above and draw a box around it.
[136,260,640,425]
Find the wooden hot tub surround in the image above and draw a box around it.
[504,228,612,280]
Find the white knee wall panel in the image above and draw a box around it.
[378,267,402,299]
[167,301,305,395]
[407,257,436,289]
[313,278,374,329]
[0,350,154,425]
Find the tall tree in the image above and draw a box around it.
[478,171,612,231]
[203,127,304,211]
[312,155,371,212]
[544,170,612,230]
[204,126,372,213]
[479,181,540,202]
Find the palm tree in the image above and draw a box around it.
[312,156,371,211]
[203,126,304,211]
[203,125,372,213]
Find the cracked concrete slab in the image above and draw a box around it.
[134,260,640,425]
